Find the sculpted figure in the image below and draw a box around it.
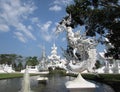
[56,14,97,73]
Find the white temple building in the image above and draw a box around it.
[95,38,120,74]
[20,65,39,73]
[0,64,15,73]
[48,44,67,69]
[21,48,49,73]
[95,52,120,74]
[38,47,48,71]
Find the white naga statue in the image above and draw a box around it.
[56,14,98,73]
[56,15,98,89]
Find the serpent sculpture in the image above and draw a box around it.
[56,14,98,73]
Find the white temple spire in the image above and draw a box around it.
[48,43,60,64]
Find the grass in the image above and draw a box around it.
[0,73,40,80]
[0,73,23,79]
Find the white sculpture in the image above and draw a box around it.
[66,28,97,72]
[56,15,97,73]
[56,14,97,90]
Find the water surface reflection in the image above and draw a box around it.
[0,75,115,92]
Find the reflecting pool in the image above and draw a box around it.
[0,74,115,92]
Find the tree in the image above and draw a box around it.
[0,54,25,71]
[0,54,18,65]
[17,62,23,71]
[95,60,101,69]
[25,56,39,66]
[62,0,120,59]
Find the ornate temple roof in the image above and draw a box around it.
[48,43,60,60]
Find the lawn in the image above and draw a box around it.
[0,73,40,80]
[0,73,23,79]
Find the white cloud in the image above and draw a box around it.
[16,23,36,40]
[53,0,73,5]
[38,21,56,42]
[41,21,52,32]
[0,0,36,25]
[31,17,39,23]
[51,27,56,33]
[0,24,9,32]
[0,0,36,42]
[49,5,62,11]
[28,25,33,31]
[37,44,44,49]
[14,32,27,43]
[49,0,72,12]
[62,37,66,42]
[43,34,52,42]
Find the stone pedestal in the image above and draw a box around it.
[65,73,96,92]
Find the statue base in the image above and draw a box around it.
[65,73,96,92]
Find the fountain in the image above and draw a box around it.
[21,66,31,92]
[56,14,98,92]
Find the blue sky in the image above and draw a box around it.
[0,0,104,57]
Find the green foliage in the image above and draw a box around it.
[0,54,21,65]
[49,67,66,76]
[15,62,23,71]
[26,56,39,66]
[0,54,25,71]
[64,0,120,59]
[0,54,39,71]
[95,60,101,69]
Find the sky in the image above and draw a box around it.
[0,0,104,57]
